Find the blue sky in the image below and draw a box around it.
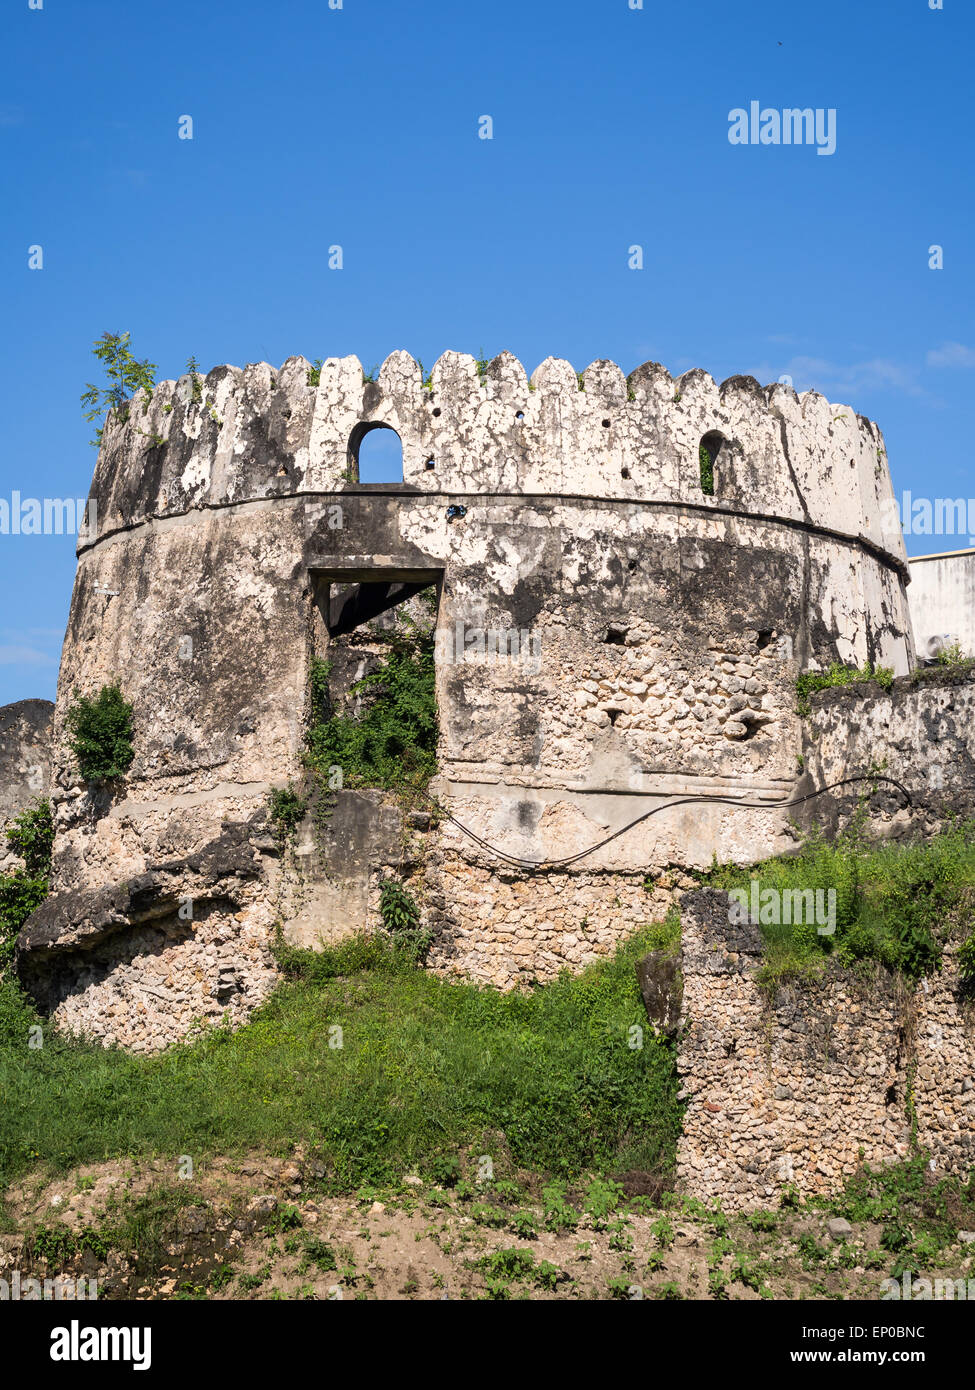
[0,0,971,705]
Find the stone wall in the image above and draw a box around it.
[797,666,975,839]
[675,890,975,1211]
[17,820,280,1053]
[82,351,910,559]
[0,699,53,871]
[424,857,686,990]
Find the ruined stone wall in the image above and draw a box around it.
[675,891,975,1211]
[914,953,975,1174]
[796,667,975,840]
[0,699,53,871]
[17,350,917,1047]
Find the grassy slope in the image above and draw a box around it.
[0,923,682,1196]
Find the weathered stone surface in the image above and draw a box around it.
[16,818,277,1051]
[675,889,975,1211]
[635,950,683,1037]
[798,667,975,838]
[0,699,53,868]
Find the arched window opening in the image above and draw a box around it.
[699,431,724,497]
[347,422,404,484]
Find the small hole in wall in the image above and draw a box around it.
[756,629,774,650]
[850,458,855,468]
[515,411,524,421]
[432,407,442,417]
[621,468,631,480]
[424,458,436,471]
[603,624,628,645]
[606,708,623,726]
[602,419,611,428]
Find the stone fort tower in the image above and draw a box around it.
[17,350,914,1049]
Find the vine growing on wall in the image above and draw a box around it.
[268,785,307,848]
[0,799,53,967]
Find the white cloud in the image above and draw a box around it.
[0,645,58,667]
[750,355,926,399]
[926,342,975,369]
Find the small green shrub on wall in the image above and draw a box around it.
[378,878,432,963]
[66,684,135,783]
[379,878,420,932]
[268,785,307,846]
[4,799,53,876]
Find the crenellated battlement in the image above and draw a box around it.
[84,350,907,571]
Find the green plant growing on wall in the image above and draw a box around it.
[958,932,975,996]
[699,442,715,496]
[0,799,53,965]
[936,642,971,669]
[795,661,894,717]
[80,332,157,446]
[185,356,204,404]
[5,799,53,876]
[66,684,135,784]
[702,819,975,984]
[378,878,431,962]
[379,878,419,932]
[268,786,307,846]
[307,360,323,387]
[305,609,438,799]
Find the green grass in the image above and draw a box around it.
[796,660,894,716]
[701,821,975,984]
[0,924,681,1197]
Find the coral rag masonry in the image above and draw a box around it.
[675,889,975,1212]
[10,348,920,1051]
